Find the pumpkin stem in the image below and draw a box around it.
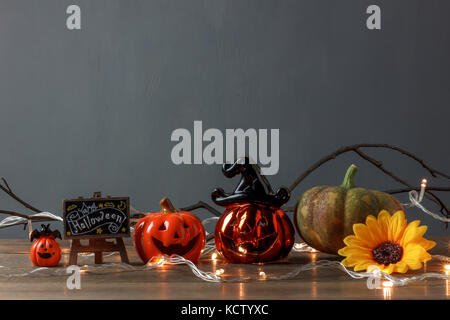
[341,164,358,189]
[160,197,177,213]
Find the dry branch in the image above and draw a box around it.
[288,144,450,220]
[0,178,41,213]
[385,187,450,194]
[0,143,448,233]
[180,201,222,217]
[0,178,60,229]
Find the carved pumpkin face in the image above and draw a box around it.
[215,203,294,263]
[134,198,206,263]
[30,224,62,267]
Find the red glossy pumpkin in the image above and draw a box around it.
[30,224,62,267]
[134,197,206,263]
[215,203,295,263]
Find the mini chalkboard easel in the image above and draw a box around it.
[64,192,130,265]
[68,237,129,265]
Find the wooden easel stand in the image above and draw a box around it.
[69,237,129,265]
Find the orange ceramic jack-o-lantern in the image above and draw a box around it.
[134,197,206,263]
[212,157,295,263]
[30,224,62,267]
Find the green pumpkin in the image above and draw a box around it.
[294,164,403,255]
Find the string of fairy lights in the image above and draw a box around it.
[0,178,448,289]
[403,179,450,222]
[0,239,448,288]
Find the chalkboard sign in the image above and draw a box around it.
[63,196,130,239]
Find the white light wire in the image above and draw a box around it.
[0,252,448,287]
[404,190,450,222]
[0,212,62,228]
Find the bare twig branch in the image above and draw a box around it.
[288,144,450,221]
[0,178,41,213]
[180,201,222,217]
[353,148,415,189]
[129,200,222,221]
[1,178,11,193]
[359,144,450,179]
[385,187,450,194]
[288,144,450,191]
[0,179,60,232]
[0,210,30,220]
[130,213,145,220]
[353,148,449,217]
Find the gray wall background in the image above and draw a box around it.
[0,0,448,238]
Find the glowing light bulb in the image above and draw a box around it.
[211,253,218,260]
[367,265,380,274]
[294,243,302,249]
[311,248,318,253]
[382,281,394,287]
[259,271,266,279]
[419,178,427,202]
[444,264,450,271]
[151,257,167,267]
[215,268,224,276]
[238,246,247,254]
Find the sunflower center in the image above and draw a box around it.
[372,242,403,266]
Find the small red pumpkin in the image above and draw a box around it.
[134,197,206,263]
[30,224,62,267]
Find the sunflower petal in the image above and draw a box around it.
[402,243,426,270]
[400,220,422,246]
[354,261,376,272]
[341,258,355,267]
[416,239,436,251]
[377,210,391,237]
[415,225,428,238]
[366,215,384,244]
[383,264,395,275]
[342,253,374,266]
[388,211,407,242]
[394,261,408,274]
[343,235,368,248]
[420,251,432,262]
[338,246,371,257]
[353,223,376,247]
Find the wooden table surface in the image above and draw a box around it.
[0,237,448,300]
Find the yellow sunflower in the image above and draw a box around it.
[338,210,436,274]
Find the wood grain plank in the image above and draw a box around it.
[0,237,447,300]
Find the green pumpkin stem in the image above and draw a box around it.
[341,164,358,189]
